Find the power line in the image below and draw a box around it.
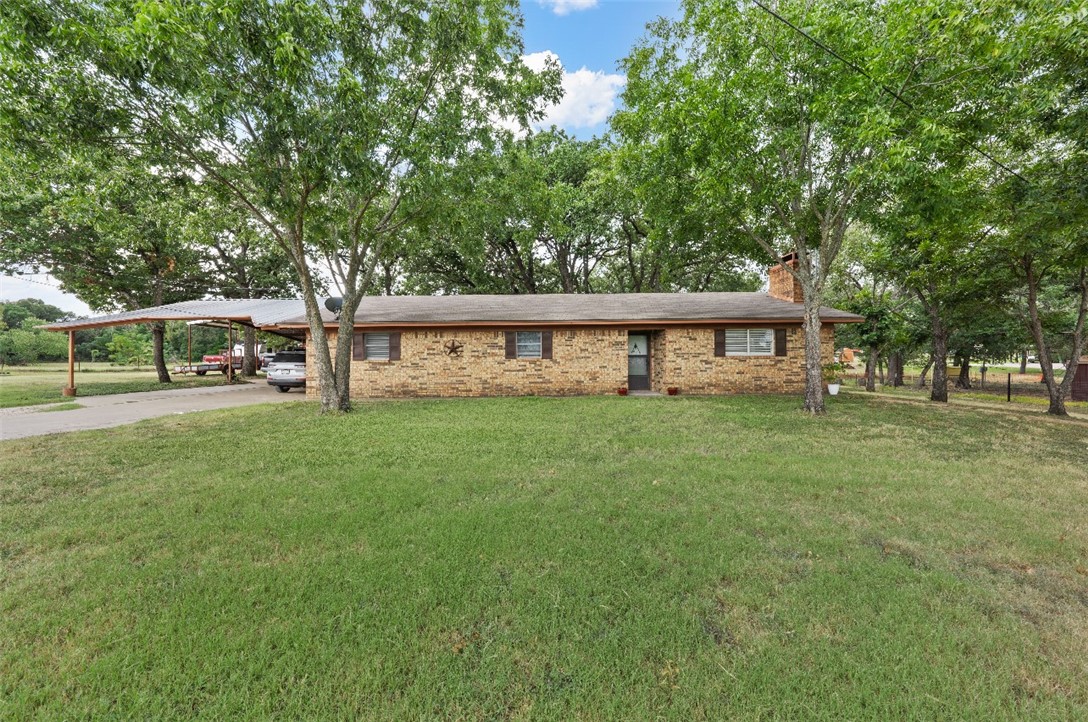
[749,0,1030,184]
[5,268,294,296]
[2,273,64,290]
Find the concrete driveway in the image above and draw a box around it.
[0,382,297,442]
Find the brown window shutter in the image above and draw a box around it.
[505,331,516,359]
[775,329,787,357]
[353,332,365,361]
[388,332,401,361]
[714,330,725,357]
[541,331,553,359]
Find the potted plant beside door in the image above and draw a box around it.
[822,363,844,396]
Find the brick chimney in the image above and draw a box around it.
[768,252,804,303]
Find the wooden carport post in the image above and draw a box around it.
[226,322,234,383]
[62,330,77,397]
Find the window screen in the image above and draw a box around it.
[516,331,542,358]
[365,333,390,360]
[725,329,775,356]
[725,329,749,355]
[748,329,773,355]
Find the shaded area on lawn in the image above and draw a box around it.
[1,395,1086,719]
[844,369,1087,411]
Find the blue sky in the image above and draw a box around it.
[0,0,681,315]
[520,0,680,138]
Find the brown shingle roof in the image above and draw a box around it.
[278,292,863,326]
[47,293,862,332]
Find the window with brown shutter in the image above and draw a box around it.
[716,328,775,356]
[353,332,365,360]
[718,328,779,356]
[363,333,390,360]
[388,332,401,361]
[504,331,545,358]
[774,329,787,357]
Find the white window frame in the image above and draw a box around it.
[725,328,775,357]
[365,333,390,361]
[515,331,542,359]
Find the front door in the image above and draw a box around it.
[628,333,650,391]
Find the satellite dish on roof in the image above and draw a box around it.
[324,297,343,315]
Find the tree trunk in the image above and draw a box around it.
[1023,261,1087,417]
[877,357,885,385]
[915,357,933,388]
[929,314,949,403]
[291,245,352,414]
[956,358,971,389]
[864,345,877,392]
[889,352,903,387]
[1019,348,1028,375]
[802,299,826,415]
[151,321,171,383]
[242,326,258,377]
[332,294,360,413]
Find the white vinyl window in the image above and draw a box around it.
[515,331,542,359]
[725,329,774,356]
[365,333,390,360]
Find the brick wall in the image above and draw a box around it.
[651,326,835,394]
[306,325,836,399]
[308,328,628,398]
[650,331,667,391]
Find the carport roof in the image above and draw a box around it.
[45,299,306,331]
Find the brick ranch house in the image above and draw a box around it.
[46,258,861,398]
[259,257,863,399]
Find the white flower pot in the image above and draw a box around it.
[827,383,841,396]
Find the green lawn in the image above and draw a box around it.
[1,396,1086,719]
[0,364,239,408]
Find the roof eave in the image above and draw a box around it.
[272,316,864,330]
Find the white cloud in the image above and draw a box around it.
[523,50,625,131]
[538,0,598,15]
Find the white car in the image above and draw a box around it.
[266,351,306,392]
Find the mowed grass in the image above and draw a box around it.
[0,366,237,408]
[35,402,83,412]
[1,396,1086,719]
[851,375,1088,412]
